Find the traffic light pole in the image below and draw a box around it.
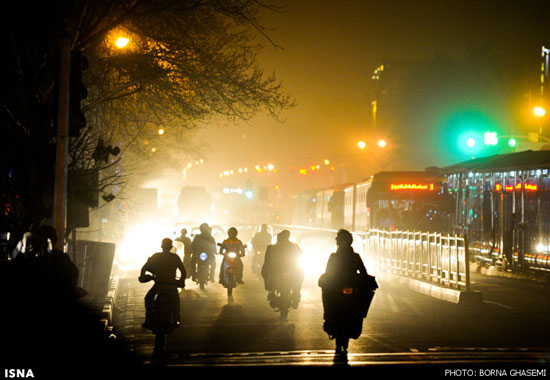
[53,36,71,252]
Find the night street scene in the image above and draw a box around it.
[2,0,550,379]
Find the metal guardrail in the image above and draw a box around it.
[367,229,470,291]
[67,239,116,312]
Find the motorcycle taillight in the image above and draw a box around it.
[342,287,354,295]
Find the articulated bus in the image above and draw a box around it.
[436,150,550,272]
[292,171,451,233]
[291,150,550,274]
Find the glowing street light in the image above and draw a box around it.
[534,106,546,117]
[377,139,387,148]
[357,141,366,149]
[115,37,130,49]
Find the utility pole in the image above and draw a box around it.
[53,36,71,252]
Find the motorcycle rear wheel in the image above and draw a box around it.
[279,288,290,322]
[153,333,166,359]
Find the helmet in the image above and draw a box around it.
[336,229,353,247]
[161,238,173,251]
[277,230,290,242]
[199,223,210,234]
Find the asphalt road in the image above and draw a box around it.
[112,256,550,375]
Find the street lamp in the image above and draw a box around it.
[377,139,387,148]
[534,106,546,117]
[357,141,366,149]
[115,37,130,49]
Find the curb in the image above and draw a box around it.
[101,275,119,330]
[387,273,483,305]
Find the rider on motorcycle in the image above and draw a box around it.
[261,230,304,309]
[191,223,217,282]
[251,224,272,271]
[218,227,246,285]
[318,229,376,356]
[140,238,186,329]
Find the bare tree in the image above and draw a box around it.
[77,0,295,198]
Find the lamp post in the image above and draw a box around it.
[538,46,550,136]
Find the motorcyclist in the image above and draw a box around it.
[218,227,246,285]
[250,224,272,272]
[318,229,376,356]
[261,230,304,309]
[191,223,217,282]
[175,228,192,279]
[139,238,186,329]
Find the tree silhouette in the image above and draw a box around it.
[0,0,295,238]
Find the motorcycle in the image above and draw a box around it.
[195,251,210,290]
[138,274,183,358]
[221,251,239,297]
[322,283,376,355]
[218,243,246,298]
[270,271,300,322]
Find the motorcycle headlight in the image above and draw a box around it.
[227,252,237,259]
[199,252,208,261]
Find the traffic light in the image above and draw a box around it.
[92,138,121,163]
[69,50,88,137]
[245,179,253,199]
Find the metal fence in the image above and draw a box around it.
[67,240,116,312]
[367,229,470,291]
